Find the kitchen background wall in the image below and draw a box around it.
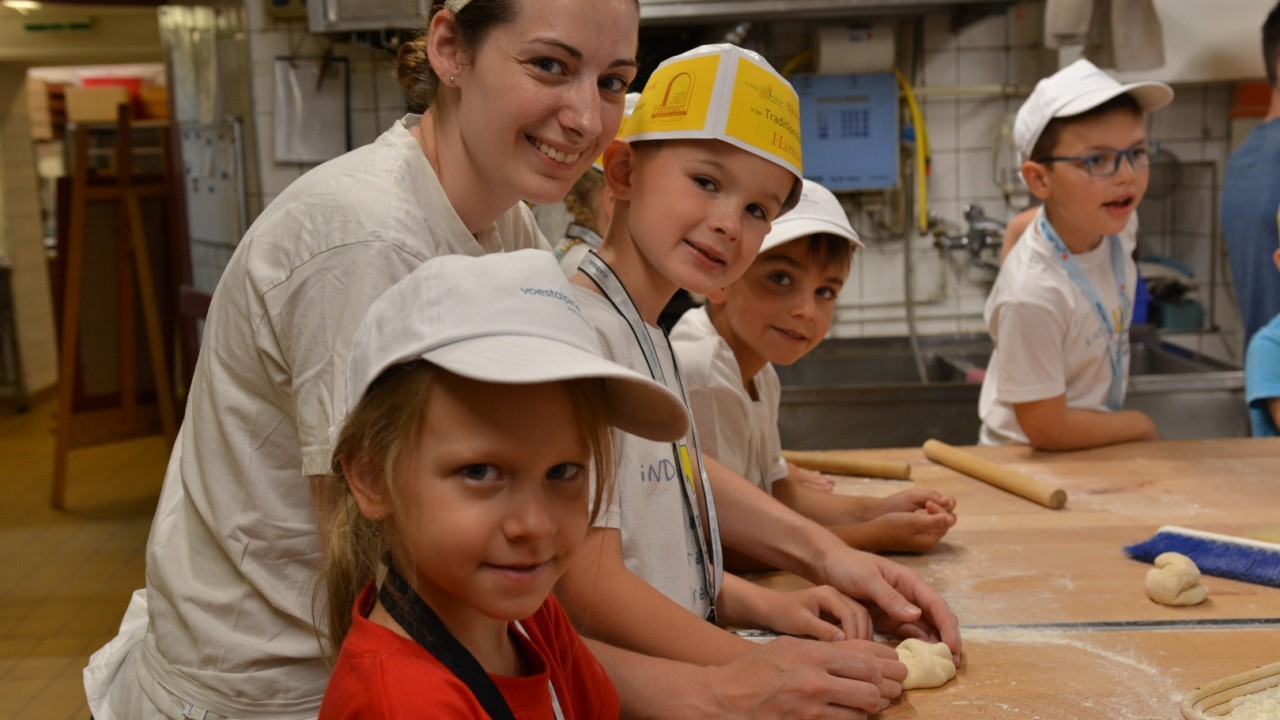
[1,5,163,401]
[876,4,1245,364]
[0,69,54,396]
[530,2,1256,365]
[3,0,1268,399]
[186,0,410,291]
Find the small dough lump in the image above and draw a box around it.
[1145,551,1209,606]
[896,639,957,690]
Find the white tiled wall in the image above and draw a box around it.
[182,0,410,292]
[225,0,1246,357]
[242,0,409,213]
[0,69,58,396]
[827,2,1242,351]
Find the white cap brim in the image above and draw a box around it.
[424,335,688,443]
[761,217,864,254]
[759,178,863,254]
[342,250,690,446]
[1055,81,1173,123]
[1014,59,1174,164]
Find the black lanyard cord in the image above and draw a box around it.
[379,565,517,720]
[577,250,723,619]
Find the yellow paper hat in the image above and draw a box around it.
[622,44,803,210]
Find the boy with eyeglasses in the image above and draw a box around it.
[978,59,1172,449]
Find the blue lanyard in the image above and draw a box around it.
[578,250,723,617]
[1036,213,1131,410]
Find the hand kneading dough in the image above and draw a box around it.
[1145,552,1209,606]
[896,639,956,690]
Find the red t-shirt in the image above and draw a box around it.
[320,582,619,719]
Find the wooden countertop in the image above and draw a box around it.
[884,626,1280,719]
[755,438,1280,719]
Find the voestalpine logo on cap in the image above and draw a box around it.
[520,286,586,320]
[726,57,802,173]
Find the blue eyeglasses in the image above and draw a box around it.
[1034,140,1161,178]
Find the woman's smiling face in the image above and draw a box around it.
[454,0,639,205]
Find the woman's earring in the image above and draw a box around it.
[448,75,456,86]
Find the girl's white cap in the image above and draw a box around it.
[622,43,804,210]
[344,250,688,442]
[759,179,863,254]
[1014,58,1172,164]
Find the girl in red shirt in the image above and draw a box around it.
[318,250,688,719]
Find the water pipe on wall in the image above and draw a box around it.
[897,63,930,383]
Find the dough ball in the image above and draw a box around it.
[896,638,957,690]
[1145,551,1209,606]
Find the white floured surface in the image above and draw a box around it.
[1223,685,1280,719]
[958,627,1184,720]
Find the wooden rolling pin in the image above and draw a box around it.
[781,450,912,480]
[922,439,1067,509]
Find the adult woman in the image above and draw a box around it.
[84,1,640,717]
[87,1,960,716]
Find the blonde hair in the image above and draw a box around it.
[319,362,615,658]
[564,168,606,232]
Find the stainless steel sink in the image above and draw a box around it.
[776,330,1247,449]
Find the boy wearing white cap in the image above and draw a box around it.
[558,44,960,713]
[979,59,1171,449]
[671,179,956,559]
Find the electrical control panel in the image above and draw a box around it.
[792,72,898,192]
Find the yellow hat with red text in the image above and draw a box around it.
[622,44,803,210]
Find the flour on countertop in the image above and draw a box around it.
[1223,684,1280,719]
[959,627,1182,719]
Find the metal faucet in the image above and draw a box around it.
[933,203,1006,273]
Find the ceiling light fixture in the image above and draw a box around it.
[3,0,43,14]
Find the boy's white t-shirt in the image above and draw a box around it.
[670,307,789,493]
[553,223,602,279]
[573,289,719,618]
[95,115,547,719]
[978,209,1137,445]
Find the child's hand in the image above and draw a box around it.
[756,585,874,642]
[861,508,956,554]
[786,462,836,493]
[875,488,956,517]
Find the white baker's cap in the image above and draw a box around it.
[622,43,803,210]
[343,250,688,443]
[759,179,863,254]
[1014,58,1173,164]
